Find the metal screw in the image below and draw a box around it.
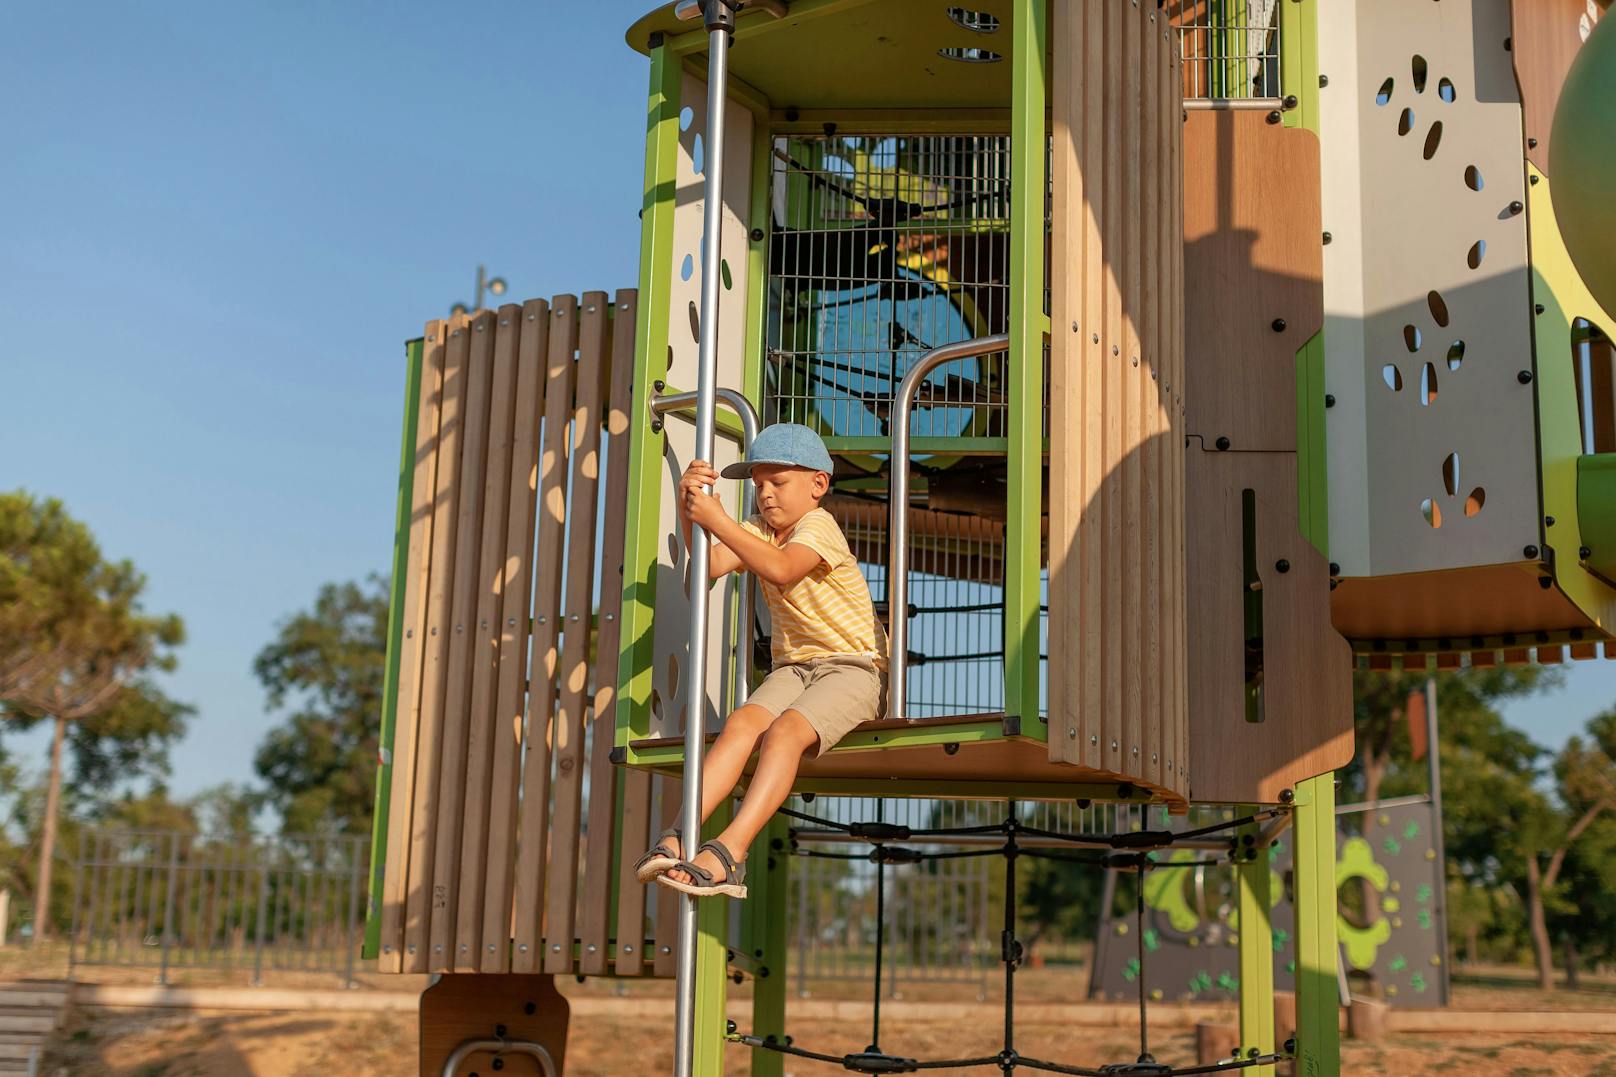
[1524,545,1540,559]
[552,943,562,953]
[1110,739,1119,752]
[587,943,598,953]
[1068,728,1077,739]
[1518,370,1534,384]
[623,944,634,953]
[1324,393,1336,408]
[1215,436,1231,451]
[1545,515,1557,527]
[1072,321,1079,333]
[749,227,765,242]
[1534,303,1545,314]
[1090,735,1099,746]
[1275,559,1290,573]
[1272,318,1287,332]
[518,943,528,952]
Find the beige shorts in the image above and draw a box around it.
[746,655,885,757]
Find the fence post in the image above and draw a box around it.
[343,837,362,989]
[252,843,270,987]
[158,833,179,986]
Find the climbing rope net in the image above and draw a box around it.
[728,800,1296,1076]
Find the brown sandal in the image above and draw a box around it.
[634,827,682,883]
[655,839,748,899]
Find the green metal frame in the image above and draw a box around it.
[1292,774,1342,1077]
[617,40,683,749]
[362,336,424,960]
[1236,812,1277,1076]
[1005,0,1048,736]
[743,814,790,1077]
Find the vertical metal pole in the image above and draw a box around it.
[674,5,735,1075]
[158,834,179,986]
[1425,678,1452,1005]
[344,838,362,989]
[252,846,270,987]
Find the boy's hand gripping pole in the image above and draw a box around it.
[673,3,738,1076]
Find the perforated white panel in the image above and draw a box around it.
[648,74,755,739]
[1322,0,1539,577]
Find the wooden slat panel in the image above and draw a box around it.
[511,296,581,973]
[478,299,550,972]
[1172,25,1190,793]
[1181,112,1323,451]
[377,321,447,972]
[404,311,472,972]
[581,290,640,976]
[1079,0,1105,772]
[452,305,522,970]
[428,308,498,971]
[544,294,612,974]
[614,762,654,977]
[1570,641,1599,661]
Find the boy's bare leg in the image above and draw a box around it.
[667,709,818,886]
[651,704,773,859]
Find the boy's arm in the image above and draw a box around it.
[687,492,821,587]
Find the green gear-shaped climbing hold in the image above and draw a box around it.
[1336,836,1392,970]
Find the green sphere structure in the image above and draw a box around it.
[1549,14,1616,315]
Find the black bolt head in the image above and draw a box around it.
[727,1019,738,1034]
[1528,137,1539,148]
[492,1059,505,1072]
[1580,546,1592,560]
[1280,788,1295,803]
[749,227,765,242]
[1509,200,1524,214]
[1539,576,1554,590]
[1275,559,1290,573]
[1319,74,1329,87]
[1283,94,1299,109]
[1267,109,1282,124]
[524,1001,537,1015]
[1535,303,1546,314]
[1215,436,1231,451]
[1524,544,1540,559]
[1272,318,1288,332]
[1530,174,1540,185]
[653,379,665,391]
[1518,370,1534,384]
[1284,1038,1297,1054]
[1322,231,1333,244]
[1545,515,1557,527]
[1325,393,1336,408]
[1329,562,1341,576]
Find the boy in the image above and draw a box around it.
[637,423,887,898]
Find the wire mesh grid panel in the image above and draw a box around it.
[766,135,1013,438]
[71,830,367,985]
[1168,0,1283,102]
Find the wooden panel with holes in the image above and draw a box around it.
[1047,0,1187,799]
[1184,448,1354,803]
[373,292,655,978]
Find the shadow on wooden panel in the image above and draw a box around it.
[422,973,569,1076]
[1182,112,1323,452]
[1185,448,1354,803]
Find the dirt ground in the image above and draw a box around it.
[37,1006,1616,1076]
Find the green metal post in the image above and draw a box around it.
[693,804,734,1076]
[362,336,424,960]
[1279,0,1321,133]
[1237,812,1276,1076]
[1005,0,1048,729]
[1293,774,1341,1077]
[617,40,683,747]
[746,814,790,1077]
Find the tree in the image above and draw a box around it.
[252,577,388,835]
[0,492,186,940]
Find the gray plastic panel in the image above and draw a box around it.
[1321,0,1539,577]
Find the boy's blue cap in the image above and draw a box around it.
[720,423,834,479]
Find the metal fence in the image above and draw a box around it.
[69,829,367,986]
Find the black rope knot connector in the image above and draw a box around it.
[1108,829,1175,850]
[870,844,925,865]
[850,821,913,841]
[843,1050,919,1073]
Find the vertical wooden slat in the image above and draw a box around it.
[1120,0,1144,783]
[511,295,581,973]
[403,311,471,972]
[1164,19,1183,793]
[378,321,446,972]
[428,308,498,971]
[1080,0,1105,771]
[1139,0,1162,792]
[1173,41,1190,791]
[583,290,640,976]
[453,303,524,969]
[1101,0,1125,775]
[652,775,682,978]
[479,298,550,972]
[1048,0,1079,767]
[544,293,612,974]
[614,767,654,976]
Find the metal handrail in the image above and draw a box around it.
[441,1038,558,1077]
[651,388,762,707]
[886,333,1011,724]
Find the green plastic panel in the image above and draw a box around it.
[1578,454,1616,584]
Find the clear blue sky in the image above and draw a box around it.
[2,2,1612,802]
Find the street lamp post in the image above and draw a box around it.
[450,265,508,315]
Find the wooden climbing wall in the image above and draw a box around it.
[372,290,675,978]
[1047,0,1189,799]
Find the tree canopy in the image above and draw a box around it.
[252,576,388,835]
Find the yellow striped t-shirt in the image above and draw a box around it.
[741,507,888,670]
